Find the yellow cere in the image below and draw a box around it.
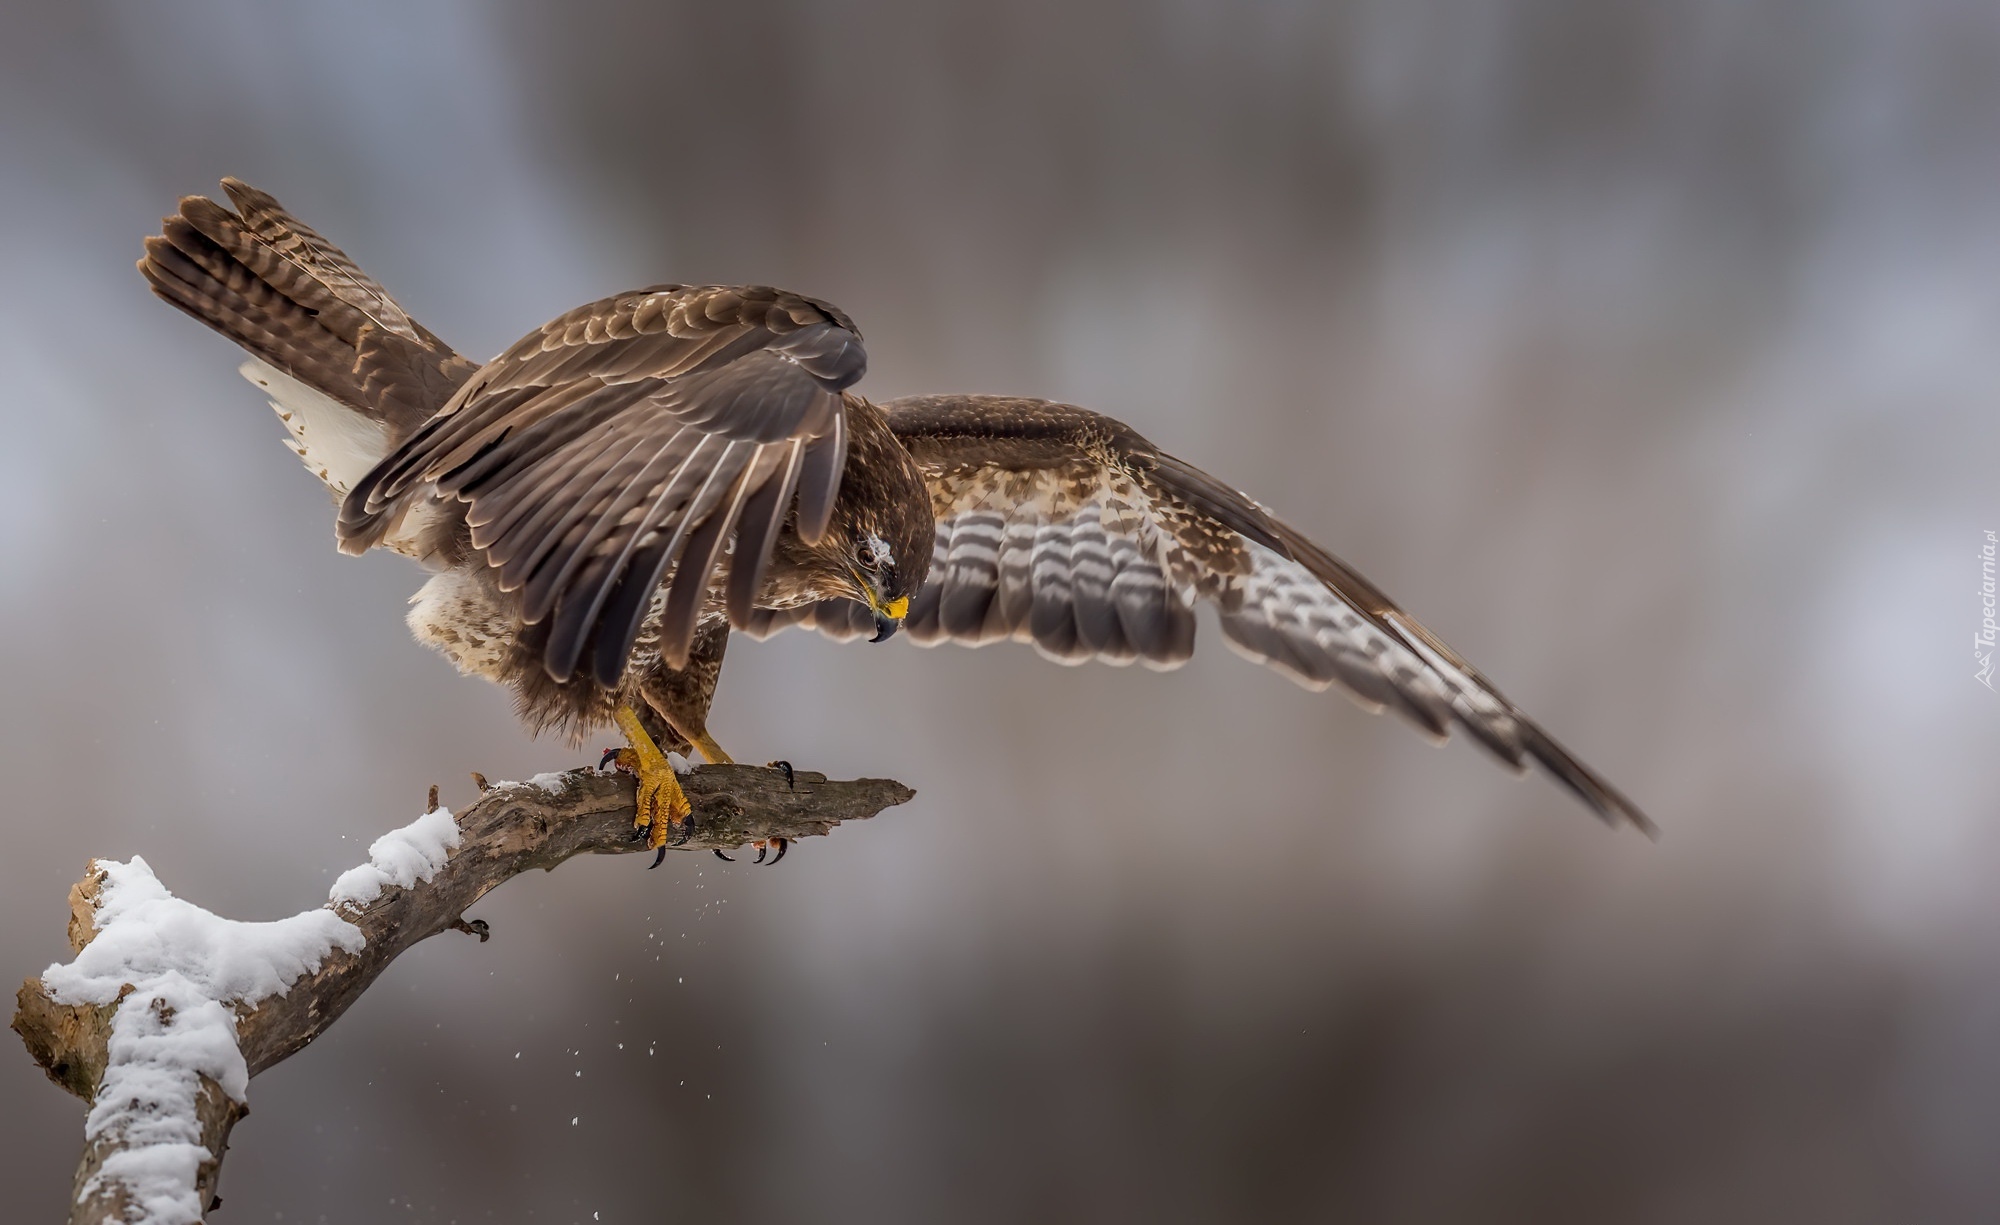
[883,595,910,620]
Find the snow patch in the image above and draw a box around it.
[328,807,460,911]
[42,857,365,1037]
[42,858,367,1224]
[40,803,463,1221]
[82,984,239,1223]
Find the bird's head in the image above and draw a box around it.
[772,403,936,640]
[797,423,935,641]
[828,506,933,642]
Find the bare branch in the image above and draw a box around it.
[12,764,914,1224]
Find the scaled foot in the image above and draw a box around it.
[608,705,694,866]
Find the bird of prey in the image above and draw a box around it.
[139,178,1653,862]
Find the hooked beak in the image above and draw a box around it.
[860,586,910,643]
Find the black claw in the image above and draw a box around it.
[649,845,667,869]
[753,844,768,865]
[669,816,696,847]
[767,760,795,791]
[713,849,735,862]
[599,747,622,771]
[768,838,789,866]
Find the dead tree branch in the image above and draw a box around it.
[12,764,914,1224]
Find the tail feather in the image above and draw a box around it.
[139,179,473,448]
[143,225,363,400]
[215,178,424,344]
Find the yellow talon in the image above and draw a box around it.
[612,705,692,856]
[611,717,786,866]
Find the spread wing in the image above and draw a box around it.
[745,394,1653,835]
[340,285,864,684]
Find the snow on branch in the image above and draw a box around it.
[13,764,914,1225]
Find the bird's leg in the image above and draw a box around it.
[687,729,733,766]
[610,704,693,866]
[632,623,784,864]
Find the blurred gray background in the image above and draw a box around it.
[3,1,1997,1221]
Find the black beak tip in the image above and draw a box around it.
[870,613,901,643]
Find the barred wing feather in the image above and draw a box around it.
[746,394,1653,836]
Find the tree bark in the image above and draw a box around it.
[12,764,913,1224]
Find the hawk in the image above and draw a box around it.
[140,179,1653,862]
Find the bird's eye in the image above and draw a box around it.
[860,534,894,571]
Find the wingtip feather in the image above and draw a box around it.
[1516,721,1658,838]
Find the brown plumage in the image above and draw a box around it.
[141,179,1653,837]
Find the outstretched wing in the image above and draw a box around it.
[340,285,864,684]
[746,394,1653,835]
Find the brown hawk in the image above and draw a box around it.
[139,179,1653,862]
